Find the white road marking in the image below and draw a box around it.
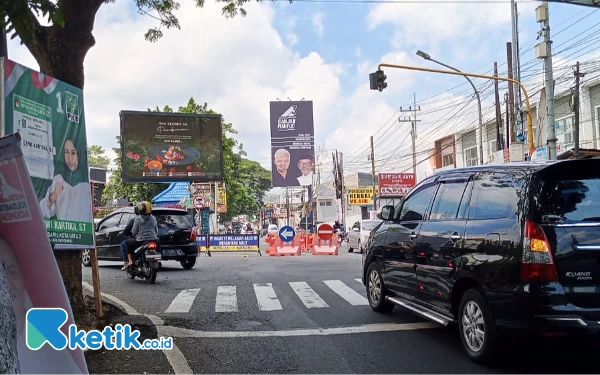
[323,280,369,305]
[81,282,192,375]
[165,289,201,313]
[289,282,329,308]
[158,322,438,338]
[253,283,282,311]
[215,286,238,312]
[355,278,362,283]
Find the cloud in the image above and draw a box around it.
[311,12,325,37]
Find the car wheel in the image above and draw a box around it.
[81,249,92,267]
[458,288,497,363]
[366,262,394,313]
[180,257,196,269]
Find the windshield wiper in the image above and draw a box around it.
[542,214,564,224]
[581,217,600,222]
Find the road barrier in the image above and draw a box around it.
[299,233,314,252]
[269,236,302,256]
[311,234,339,255]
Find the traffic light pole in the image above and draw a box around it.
[372,63,535,155]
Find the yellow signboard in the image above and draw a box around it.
[217,183,227,213]
[348,187,374,205]
[190,182,227,213]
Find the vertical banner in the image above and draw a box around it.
[2,58,93,249]
[269,101,315,187]
[217,182,227,213]
[0,133,88,373]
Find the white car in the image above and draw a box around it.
[347,219,382,253]
[267,224,279,235]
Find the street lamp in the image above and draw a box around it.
[416,50,484,165]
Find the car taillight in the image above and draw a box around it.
[521,220,558,282]
[190,231,197,241]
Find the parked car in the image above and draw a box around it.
[82,207,198,269]
[362,159,600,363]
[267,224,279,236]
[348,219,382,253]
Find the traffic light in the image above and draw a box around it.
[369,70,387,91]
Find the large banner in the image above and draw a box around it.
[269,101,315,187]
[378,173,416,196]
[208,234,260,251]
[120,111,224,183]
[348,187,374,205]
[0,133,88,373]
[1,59,94,249]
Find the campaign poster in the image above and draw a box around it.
[1,58,94,249]
[120,111,224,183]
[269,101,315,187]
[0,133,88,373]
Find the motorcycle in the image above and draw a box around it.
[335,229,347,245]
[126,240,161,284]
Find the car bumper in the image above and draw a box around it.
[160,244,197,260]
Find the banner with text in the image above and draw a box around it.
[2,58,94,249]
[0,133,88,373]
[348,187,374,205]
[188,182,227,213]
[120,111,223,183]
[208,234,260,251]
[269,101,315,187]
[378,173,416,196]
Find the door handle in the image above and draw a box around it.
[409,233,417,240]
[450,234,462,241]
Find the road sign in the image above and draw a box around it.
[193,196,206,209]
[317,223,334,240]
[279,225,295,242]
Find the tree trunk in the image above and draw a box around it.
[28,8,99,325]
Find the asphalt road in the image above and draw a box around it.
[83,243,600,374]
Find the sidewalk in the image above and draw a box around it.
[82,295,174,374]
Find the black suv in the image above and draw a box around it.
[362,159,600,362]
[82,207,198,269]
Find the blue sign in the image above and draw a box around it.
[196,235,208,249]
[200,207,210,234]
[279,225,295,242]
[208,234,260,251]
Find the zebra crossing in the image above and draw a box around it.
[164,278,366,314]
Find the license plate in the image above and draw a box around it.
[146,254,161,260]
[162,249,180,256]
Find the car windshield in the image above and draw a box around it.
[362,220,382,230]
[268,225,278,230]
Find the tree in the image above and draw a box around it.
[2,0,268,324]
[88,145,110,168]
[156,98,271,221]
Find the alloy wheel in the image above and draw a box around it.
[368,269,382,305]
[81,249,91,265]
[462,301,485,352]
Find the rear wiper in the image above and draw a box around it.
[542,214,564,224]
[581,217,600,222]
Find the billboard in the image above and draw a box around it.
[378,173,416,196]
[348,187,374,205]
[269,101,315,187]
[1,58,94,249]
[120,111,223,183]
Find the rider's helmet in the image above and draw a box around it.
[135,201,152,215]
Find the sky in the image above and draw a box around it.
[6,0,600,191]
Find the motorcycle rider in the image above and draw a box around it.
[122,201,158,270]
[245,222,254,234]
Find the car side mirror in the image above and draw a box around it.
[380,205,395,221]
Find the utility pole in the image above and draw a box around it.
[369,136,377,211]
[494,63,504,150]
[339,152,346,225]
[399,93,421,175]
[286,187,290,225]
[0,25,7,58]
[573,61,585,160]
[513,1,524,130]
[507,42,516,143]
[536,1,557,160]
[505,93,510,149]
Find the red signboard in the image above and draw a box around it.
[318,223,334,240]
[378,173,416,196]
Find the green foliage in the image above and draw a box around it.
[162,97,271,222]
[102,136,169,205]
[87,145,111,168]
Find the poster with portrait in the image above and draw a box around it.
[269,101,315,187]
[0,133,88,373]
[1,58,94,249]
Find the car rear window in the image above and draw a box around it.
[537,177,600,223]
[155,213,192,228]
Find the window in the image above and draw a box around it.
[326,200,332,206]
[537,177,600,223]
[442,154,454,167]
[489,140,497,155]
[119,213,134,226]
[98,214,122,230]
[398,182,438,222]
[156,213,193,229]
[319,200,332,206]
[429,181,470,220]
[555,115,575,145]
[464,146,478,167]
[468,173,517,220]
